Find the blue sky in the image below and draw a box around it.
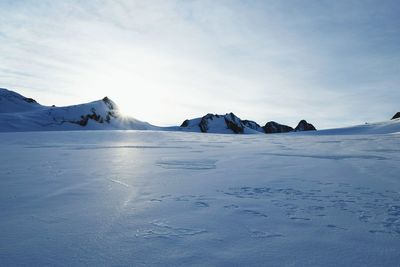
[0,0,399,128]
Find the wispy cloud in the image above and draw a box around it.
[1,0,399,128]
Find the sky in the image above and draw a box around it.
[0,0,399,129]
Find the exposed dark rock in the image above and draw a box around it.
[198,113,214,132]
[294,120,316,131]
[391,112,400,120]
[263,121,294,134]
[180,119,189,127]
[224,113,245,134]
[106,111,117,123]
[71,107,115,127]
[199,118,208,132]
[203,113,215,120]
[77,116,89,126]
[100,97,118,121]
[23,97,37,104]
[225,117,244,133]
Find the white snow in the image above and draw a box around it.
[0,88,43,113]
[0,88,156,132]
[0,129,399,266]
[308,118,400,135]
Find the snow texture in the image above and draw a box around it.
[0,129,399,266]
[306,119,400,135]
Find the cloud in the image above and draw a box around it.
[0,0,399,128]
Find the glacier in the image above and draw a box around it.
[1,87,400,266]
[0,128,399,266]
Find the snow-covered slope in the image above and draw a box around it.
[1,131,399,266]
[0,88,156,132]
[0,88,42,113]
[309,118,400,135]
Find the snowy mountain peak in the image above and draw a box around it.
[102,96,118,111]
[0,88,154,132]
[180,113,267,134]
[180,113,255,134]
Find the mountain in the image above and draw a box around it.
[179,113,316,134]
[263,121,294,133]
[0,88,156,132]
[2,88,398,135]
[179,113,263,134]
[294,120,316,132]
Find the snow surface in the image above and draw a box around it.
[0,130,399,266]
[0,88,42,113]
[308,118,400,135]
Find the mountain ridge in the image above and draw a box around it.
[0,88,399,135]
[178,113,316,134]
[0,88,156,132]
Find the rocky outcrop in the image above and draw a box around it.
[23,97,37,104]
[102,96,118,122]
[72,108,104,126]
[224,113,245,134]
[263,121,293,134]
[242,120,263,132]
[391,112,400,120]
[198,113,214,133]
[294,120,316,132]
[180,113,249,134]
[180,119,190,127]
[180,112,317,134]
